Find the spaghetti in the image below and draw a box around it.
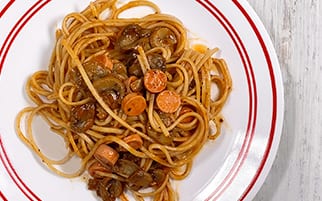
[16,0,232,200]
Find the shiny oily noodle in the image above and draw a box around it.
[16,0,232,200]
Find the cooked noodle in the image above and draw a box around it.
[16,0,232,200]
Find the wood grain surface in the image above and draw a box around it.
[247,0,322,201]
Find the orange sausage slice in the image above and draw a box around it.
[144,69,167,93]
[179,106,194,123]
[94,144,119,166]
[156,90,181,113]
[93,55,114,70]
[123,134,143,150]
[88,161,112,177]
[122,92,147,116]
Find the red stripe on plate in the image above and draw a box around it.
[198,0,279,200]
[0,190,9,201]
[0,1,51,200]
[195,1,258,200]
[0,136,41,201]
[0,0,50,74]
[232,1,278,200]
[0,0,15,18]
[0,1,279,201]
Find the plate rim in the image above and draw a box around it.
[0,0,284,200]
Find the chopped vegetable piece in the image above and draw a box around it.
[143,69,167,93]
[156,90,181,113]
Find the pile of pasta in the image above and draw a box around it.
[16,0,232,200]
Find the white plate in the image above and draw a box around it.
[0,0,284,201]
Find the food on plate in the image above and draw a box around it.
[16,0,232,200]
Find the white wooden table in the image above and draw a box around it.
[247,1,322,200]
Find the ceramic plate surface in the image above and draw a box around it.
[0,0,283,200]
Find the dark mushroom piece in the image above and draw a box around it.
[69,67,85,88]
[139,27,152,38]
[113,159,140,178]
[93,75,126,108]
[69,56,113,89]
[147,53,166,71]
[136,37,152,51]
[130,78,144,92]
[70,102,96,133]
[150,27,177,51]
[83,60,111,81]
[147,125,173,146]
[158,112,174,127]
[88,178,100,191]
[101,93,120,109]
[111,60,128,81]
[108,179,123,198]
[128,60,143,77]
[117,24,142,50]
[96,103,108,120]
[151,168,167,186]
[93,75,125,96]
[72,88,90,102]
[96,178,123,201]
[122,50,138,68]
[121,152,141,165]
[128,169,153,190]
